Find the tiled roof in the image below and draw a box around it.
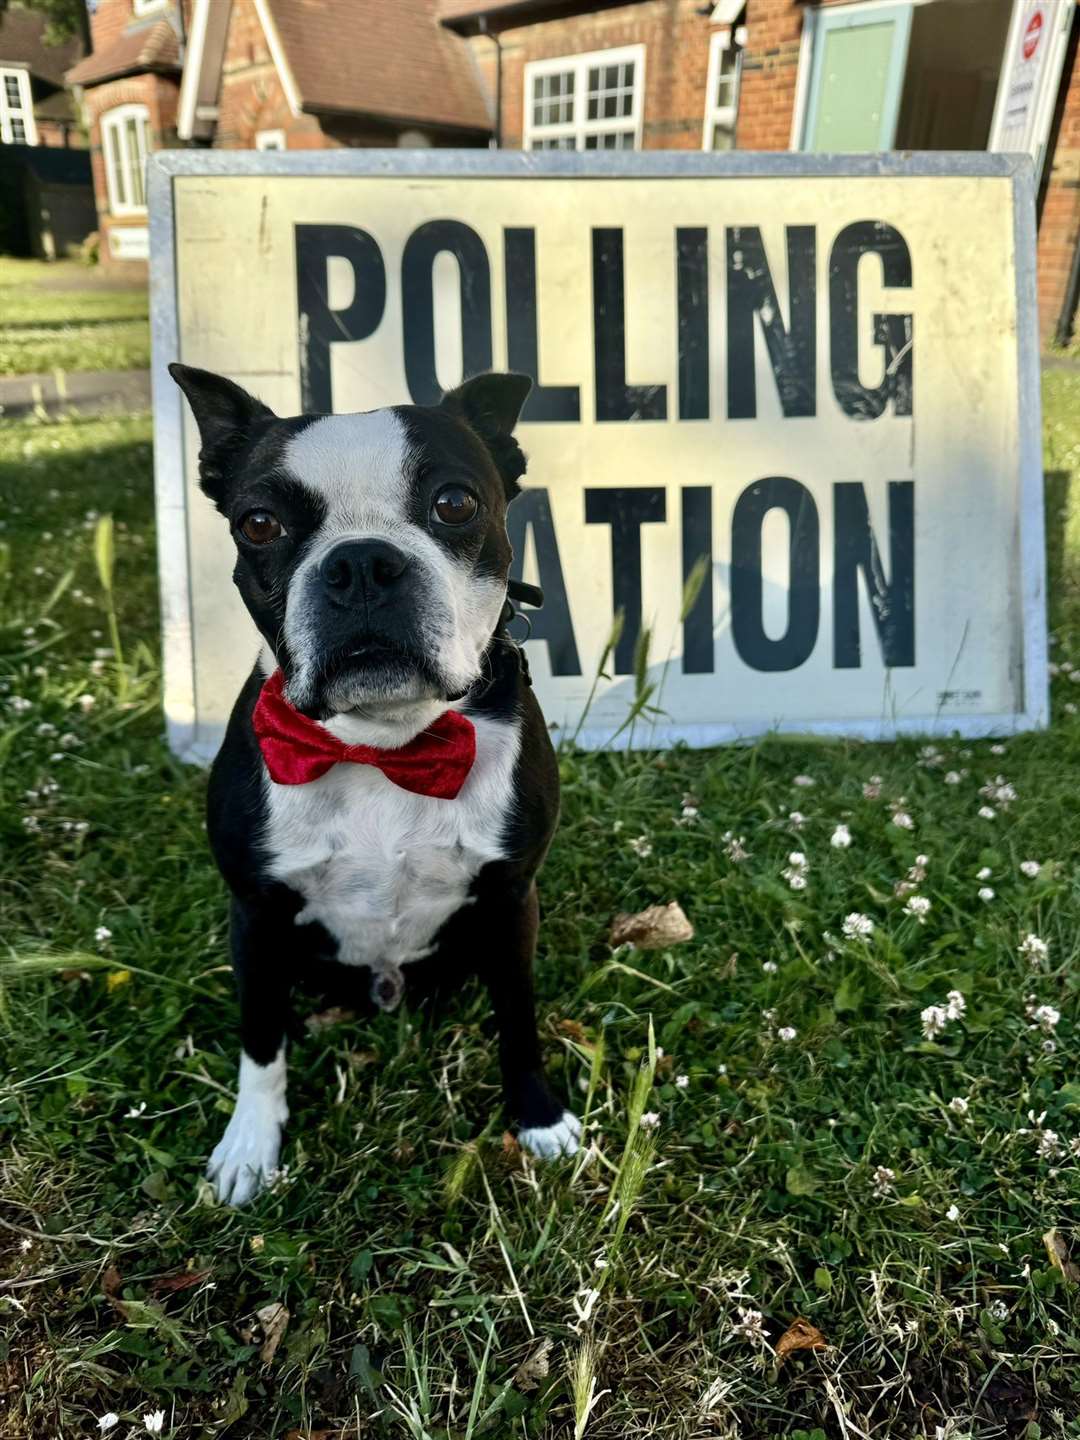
[0,7,82,86]
[66,17,180,87]
[265,0,491,133]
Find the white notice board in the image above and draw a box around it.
[149,151,1046,761]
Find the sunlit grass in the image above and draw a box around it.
[1,384,1080,1437]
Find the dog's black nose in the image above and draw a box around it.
[319,539,410,605]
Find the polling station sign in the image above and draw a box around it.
[149,151,1045,760]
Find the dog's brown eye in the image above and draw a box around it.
[239,510,284,545]
[433,486,478,526]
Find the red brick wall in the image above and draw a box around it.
[1038,10,1080,341]
[735,0,803,149]
[469,0,717,151]
[82,71,180,272]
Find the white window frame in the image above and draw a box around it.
[523,44,646,152]
[0,66,37,147]
[101,103,151,216]
[255,128,286,150]
[133,0,169,17]
[702,29,743,150]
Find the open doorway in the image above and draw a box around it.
[894,0,1013,149]
[796,0,1064,158]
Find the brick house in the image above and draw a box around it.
[0,5,83,147]
[67,0,492,269]
[441,0,1080,341]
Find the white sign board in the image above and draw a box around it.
[989,0,1072,180]
[149,152,1045,761]
[110,224,149,261]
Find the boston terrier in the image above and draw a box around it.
[169,364,580,1205]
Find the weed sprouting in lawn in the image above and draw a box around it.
[2,385,1080,1436]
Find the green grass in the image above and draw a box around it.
[2,382,1080,1439]
[0,257,149,377]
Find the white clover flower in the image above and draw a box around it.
[679,803,699,822]
[143,1413,165,1436]
[945,990,966,1021]
[94,926,112,945]
[842,912,874,940]
[915,854,929,868]
[788,851,807,869]
[792,774,815,788]
[723,831,749,863]
[830,824,852,848]
[639,1111,661,1130]
[777,1026,797,1043]
[990,743,1007,756]
[1020,860,1041,878]
[628,835,652,858]
[77,694,96,713]
[97,1417,120,1435]
[948,1096,969,1115]
[977,866,992,881]
[675,1074,689,1089]
[946,1204,960,1222]
[904,895,931,922]
[988,1300,1008,1322]
[9,695,32,714]
[1037,1130,1063,1160]
[732,1306,766,1343]
[785,873,807,891]
[978,887,995,903]
[1030,1004,1060,1032]
[762,960,778,974]
[980,776,1017,807]
[787,810,806,829]
[871,1165,896,1196]
[944,770,962,785]
[978,806,996,820]
[717,1064,727,1076]
[863,775,882,800]
[921,1005,948,1040]
[21,815,41,833]
[892,811,914,830]
[1018,933,1049,967]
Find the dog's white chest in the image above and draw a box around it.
[261,714,520,975]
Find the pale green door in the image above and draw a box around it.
[802,3,914,152]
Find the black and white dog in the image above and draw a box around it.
[170,364,579,1205]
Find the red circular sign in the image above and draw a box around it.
[1023,9,1043,62]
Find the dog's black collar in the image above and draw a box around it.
[448,580,544,705]
[500,580,543,688]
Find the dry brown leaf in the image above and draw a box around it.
[610,901,694,950]
[150,1267,211,1296]
[256,1301,290,1364]
[100,1262,123,1312]
[514,1336,553,1391]
[501,1130,522,1160]
[1043,1229,1080,1283]
[304,1005,356,1032]
[775,1318,828,1366]
[557,1019,587,1043]
[284,1430,338,1440]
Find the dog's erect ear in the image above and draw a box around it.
[169,363,275,501]
[440,372,532,498]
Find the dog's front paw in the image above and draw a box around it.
[518,1110,582,1160]
[207,1101,285,1206]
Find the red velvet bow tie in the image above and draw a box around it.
[252,669,476,800]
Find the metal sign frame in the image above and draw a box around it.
[149,149,1045,762]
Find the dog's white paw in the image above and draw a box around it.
[518,1110,582,1159]
[207,1099,285,1206]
